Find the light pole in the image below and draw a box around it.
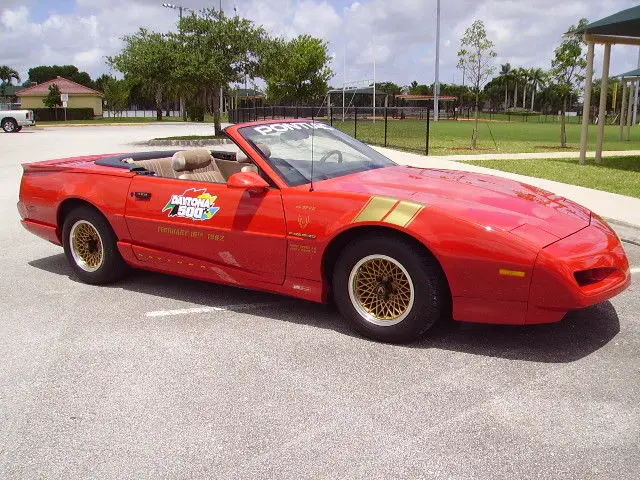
[433,0,441,122]
[162,3,191,21]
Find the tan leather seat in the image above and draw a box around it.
[173,149,225,183]
[130,157,176,177]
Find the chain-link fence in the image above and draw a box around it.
[228,106,437,154]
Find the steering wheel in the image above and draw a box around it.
[319,150,343,163]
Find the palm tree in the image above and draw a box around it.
[0,65,20,101]
[499,63,511,110]
[0,65,20,85]
[528,68,546,111]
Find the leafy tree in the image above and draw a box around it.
[28,65,93,87]
[42,83,62,109]
[374,82,402,95]
[457,20,497,148]
[102,77,131,117]
[550,18,588,149]
[176,9,271,134]
[108,29,176,121]
[94,74,112,93]
[262,34,333,105]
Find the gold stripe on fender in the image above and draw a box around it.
[499,269,526,278]
[352,196,425,228]
[384,201,424,227]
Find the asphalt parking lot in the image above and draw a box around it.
[1,125,639,479]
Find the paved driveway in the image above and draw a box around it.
[1,125,639,479]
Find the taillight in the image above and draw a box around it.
[574,267,616,286]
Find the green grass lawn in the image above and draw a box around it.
[331,119,640,155]
[465,156,640,198]
[38,116,187,125]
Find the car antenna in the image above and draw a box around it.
[309,121,315,192]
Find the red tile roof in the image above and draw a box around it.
[16,77,102,96]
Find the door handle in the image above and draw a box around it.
[132,192,152,200]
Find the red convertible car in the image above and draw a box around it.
[18,120,631,342]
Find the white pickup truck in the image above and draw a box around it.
[1,108,36,133]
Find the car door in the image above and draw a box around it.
[124,174,287,285]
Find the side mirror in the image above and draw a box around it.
[227,171,269,193]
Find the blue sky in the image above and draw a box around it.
[2,0,640,89]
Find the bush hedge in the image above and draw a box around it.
[32,108,95,121]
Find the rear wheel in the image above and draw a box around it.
[332,235,448,343]
[2,118,18,133]
[15,126,22,132]
[62,206,128,284]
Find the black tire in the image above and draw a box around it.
[1,118,18,133]
[332,235,448,343]
[15,126,22,132]
[62,206,128,284]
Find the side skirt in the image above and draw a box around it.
[117,241,325,303]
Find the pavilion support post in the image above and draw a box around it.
[595,43,611,164]
[580,41,595,165]
[620,80,628,140]
[626,80,636,140]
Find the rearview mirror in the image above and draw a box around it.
[227,171,269,192]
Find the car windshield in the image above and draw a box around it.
[237,122,396,186]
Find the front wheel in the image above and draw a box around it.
[62,206,128,284]
[332,235,448,343]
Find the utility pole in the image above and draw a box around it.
[373,47,376,123]
[433,0,441,122]
[162,3,191,118]
[343,45,346,122]
[634,47,640,125]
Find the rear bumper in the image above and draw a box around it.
[21,219,60,245]
[526,216,630,324]
[18,119,36,127]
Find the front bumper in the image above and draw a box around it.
[526,215,631,324]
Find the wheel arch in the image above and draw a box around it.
[322,224,451,300]
[1,116,17,125]
[56,198,110,243]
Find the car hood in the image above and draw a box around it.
[319,165,591,239]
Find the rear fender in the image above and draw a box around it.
[19,170,134,242]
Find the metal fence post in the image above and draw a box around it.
[384,107,388,147]
[330,105,333,126]
[426,108,430,156]
[354,107,358,138]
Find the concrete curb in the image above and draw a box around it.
[605,218,640,246]
[146,138,230,147]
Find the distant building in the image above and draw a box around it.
[16,76,104,117]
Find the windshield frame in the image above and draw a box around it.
[230,120,397,188]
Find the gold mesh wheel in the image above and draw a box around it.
[348,254,415,326]
[69,220,104,272]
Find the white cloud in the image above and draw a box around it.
[0,0,639,89]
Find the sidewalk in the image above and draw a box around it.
[422,149,640,161]
[374,146,640,229]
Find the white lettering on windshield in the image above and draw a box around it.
[252,122,333,135]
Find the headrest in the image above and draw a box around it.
[236,151,250,163]
[172,149,212,172]
[256,143,271,158]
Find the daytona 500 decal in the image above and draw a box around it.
[162,188,220,221]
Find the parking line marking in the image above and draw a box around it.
[146,302,283,318]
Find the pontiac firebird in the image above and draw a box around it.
[17,119,631,342]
